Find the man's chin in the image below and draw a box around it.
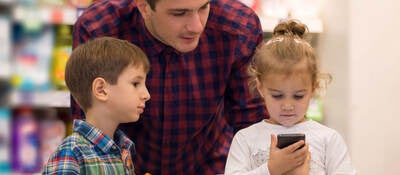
[176,41,199,53]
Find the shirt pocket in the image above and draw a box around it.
[250,149,269,168]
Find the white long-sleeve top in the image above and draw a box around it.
[225,120,356,175]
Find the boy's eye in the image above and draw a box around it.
[132,82,140,87]
[293,95,304,100]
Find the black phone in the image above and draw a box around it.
[277,133,305,149]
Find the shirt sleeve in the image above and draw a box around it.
[224,10,268,133]
[42,148,80,175]
[325,132,357,175]
[225,131,270,175]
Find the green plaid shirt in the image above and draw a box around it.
[43,119,135,175]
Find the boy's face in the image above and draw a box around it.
[258,73,314,127]
[139,0,210,53]
[107,64,150,123]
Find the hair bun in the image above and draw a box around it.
[272,19,308,39]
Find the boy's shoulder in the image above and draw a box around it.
[52,132,94,156]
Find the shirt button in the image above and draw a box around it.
[112,145,117,150]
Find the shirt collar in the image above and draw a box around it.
[73,119,135,154]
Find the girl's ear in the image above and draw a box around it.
[312,81,319,94]
[92,77,108,102]
[135,0,152,19]
[256,79,265,98]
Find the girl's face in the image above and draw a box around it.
[258,72,315,127]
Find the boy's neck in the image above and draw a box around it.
[85,109,119,140]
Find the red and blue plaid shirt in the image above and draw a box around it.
[72,0,268,174]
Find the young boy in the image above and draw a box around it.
[42,37,150,175]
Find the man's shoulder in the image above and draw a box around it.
[207,0,261,36]
[74,0,139,34]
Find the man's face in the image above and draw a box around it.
[142,0,211,53]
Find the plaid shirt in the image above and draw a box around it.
[72,0,268,174]
[42,120,135,175]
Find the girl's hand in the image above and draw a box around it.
[283,151,310,175]
[267,134,309,175]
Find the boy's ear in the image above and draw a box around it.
[135,0,152,19]
[92,77,108,101]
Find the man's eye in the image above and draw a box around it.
[200,3,209,10]
[171,12,185,16]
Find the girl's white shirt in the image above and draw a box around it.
[224,119,356,175]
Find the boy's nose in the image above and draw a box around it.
[143,88,151,101]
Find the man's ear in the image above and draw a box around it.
[135,0,152,19]
[92,77,108,101]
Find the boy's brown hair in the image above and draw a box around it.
[65,37,150,111]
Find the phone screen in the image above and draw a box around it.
[277,133,305,149]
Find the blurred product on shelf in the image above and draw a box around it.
[0,2,82,174]
[39,0,66,6]
[50,24,71,90]
[39,108,66,168]
[0,108,11,174]
[13,3,82,26]
[68,0,92,8]
[0,0,12,4]
[0,16,11,78]
[0,80,10,106]
[11,24,54,92]
[11,107,41,173]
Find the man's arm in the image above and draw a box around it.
[225,9,268,133]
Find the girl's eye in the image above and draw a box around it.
[272,94,283,99]
[293,95,304,100]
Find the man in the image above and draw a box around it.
[72,0,268,174]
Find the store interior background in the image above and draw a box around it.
[1,0,400,174]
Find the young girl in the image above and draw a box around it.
[224,20,356,175]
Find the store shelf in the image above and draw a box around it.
[0,16,11,78]
[13,5,78,25]
[10,90,70,108]
[261,17,323,33]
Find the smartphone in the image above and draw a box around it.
[277,133,305,149]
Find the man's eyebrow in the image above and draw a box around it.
[167,1,210,12]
